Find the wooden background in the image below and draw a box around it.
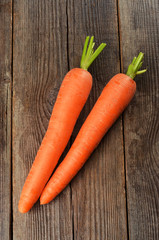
[0,0,158,239]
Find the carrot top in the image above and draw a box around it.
[126,52,147,79]
[80,36,106,70]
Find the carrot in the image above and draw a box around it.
[18,36,106,213]
[40,52,147,204]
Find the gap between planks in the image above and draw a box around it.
[116,0,130,239]
[10,0,14,239]
[65,0,75,239]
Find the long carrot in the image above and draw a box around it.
[18,36,106,213]
[40,52,147,205]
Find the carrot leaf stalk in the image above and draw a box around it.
[80,36,106,71]
[126,52,147,79]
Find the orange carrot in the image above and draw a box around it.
[18,36,106,213]
[40,52,147,204]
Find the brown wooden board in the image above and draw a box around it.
[119,0,159,239]
[67,0,127,239]
[13,0,73,239]
[0,1,12,239]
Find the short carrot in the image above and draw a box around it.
[40,52,147,204]
[18,36,106,213]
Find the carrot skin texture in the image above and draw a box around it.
[40,73,136,204]
[18,68,92,213]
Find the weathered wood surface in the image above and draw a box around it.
[67,0,127,239]
[13,0,73,239]
[119,0,159,239]
[0,0,159,239]
[12,0,128,239]
[0,1,12,240]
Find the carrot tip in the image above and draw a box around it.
[18,197,33,213]
[40,195,49,205]
[40,190,57,205]
[18,203,29,213]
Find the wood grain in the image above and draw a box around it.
[0,1,12,239]
[13,0,73,239]
[119,0,159,239]
[67,0,127,239]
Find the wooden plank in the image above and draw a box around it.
[0,1,12,239]
[67,0,127,239]
[13,0,73,239]
[119,0,159,239]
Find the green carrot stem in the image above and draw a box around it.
[80,36,106,71]
[126,52,147,79]
[80,36,90,67]
[136,69,147,75]
[85,36,94,61]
